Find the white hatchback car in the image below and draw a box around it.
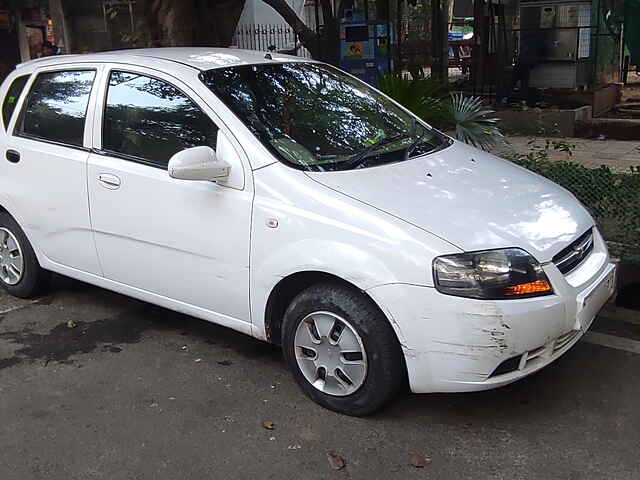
[0,48,615,415]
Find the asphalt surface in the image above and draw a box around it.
[0,276,639,480]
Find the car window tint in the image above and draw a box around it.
[2,75,29,130]
[103,71,218,168]
[18,70,95,147]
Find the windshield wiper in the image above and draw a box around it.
[405,128,427,160]
[341,133,405,169]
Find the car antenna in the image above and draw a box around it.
[265,45,276,60]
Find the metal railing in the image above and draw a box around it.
[232,24,312,59]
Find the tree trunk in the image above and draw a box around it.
[146,0,195,46]
[430,0,448,83]
[145,0,246,47]
[441,0,449,84]
[195,0,246,46]
[261,0,322,59]
[319,0,339,64]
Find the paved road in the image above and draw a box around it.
[1,276,639,480]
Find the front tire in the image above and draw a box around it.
[0,212,49,298]
[282,282,404,416]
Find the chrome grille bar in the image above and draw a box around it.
[552,229,594,274]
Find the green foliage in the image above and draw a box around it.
[378,74,503,150]
[443,94,503,150]
[508,141,640,257]
[377,73,446,124]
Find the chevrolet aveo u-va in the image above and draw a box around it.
[0,48,616,415]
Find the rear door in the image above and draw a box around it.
[3,65,102,274]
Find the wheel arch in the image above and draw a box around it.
[263,270,407,348]
[0,201,45,266]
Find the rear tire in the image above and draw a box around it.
[0,212,49,298]
[282,282,404,416]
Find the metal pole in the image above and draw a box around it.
[431,0,439,79]
[396,0,402,74]
[619,21,625,83]
[387,0,392,74]
[592,0,600,86]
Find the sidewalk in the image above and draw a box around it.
[498,136,640,172]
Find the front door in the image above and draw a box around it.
[87,67,252,324]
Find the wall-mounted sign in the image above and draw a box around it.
[347,42,363,58]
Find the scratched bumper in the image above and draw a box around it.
[367,232,615,393]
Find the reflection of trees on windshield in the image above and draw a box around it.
[103,72,218,166]
[20,70,95,146]
[202,63,444,171]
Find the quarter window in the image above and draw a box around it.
[17,70,95,147]
[102,71,218,168]
[2,75,29,130]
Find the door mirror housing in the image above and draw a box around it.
[167,146,230,182]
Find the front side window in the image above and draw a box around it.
[103,71,218,168]
[201,63,450,172]
[18,70,95,146]
[2,75,30,130]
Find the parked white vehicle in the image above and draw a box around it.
[0,48,616,415]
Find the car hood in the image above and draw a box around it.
[305,141,594,262]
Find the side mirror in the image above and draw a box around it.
[167,146,230,182]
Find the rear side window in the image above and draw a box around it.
[2,75,29,130]
[17,70,95,147]
[102,71,218,168]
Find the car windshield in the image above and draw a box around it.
[200,62,451,171]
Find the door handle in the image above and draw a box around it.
[98,173,121,189]
[6,150,20,163]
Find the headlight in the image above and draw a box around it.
[433,248,553,300]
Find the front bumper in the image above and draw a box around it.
[367,229,616,393]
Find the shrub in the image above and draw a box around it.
[443,93,503,150]
[378,73,503,150]
[377,73,447,124]
[508,141,640,260]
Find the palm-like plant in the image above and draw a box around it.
[377,73,447,124]
[378,74,503,150]
[444,93,503,150]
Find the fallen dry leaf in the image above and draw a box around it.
[409,454,432,468]
[261,421,275,430]
[327,453,346,470]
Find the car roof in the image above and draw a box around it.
[16,47,313,72]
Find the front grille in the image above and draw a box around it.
[553,329,579,352]
[488,329,581,378]
[552,228,594,274]
[489,354,522,377]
